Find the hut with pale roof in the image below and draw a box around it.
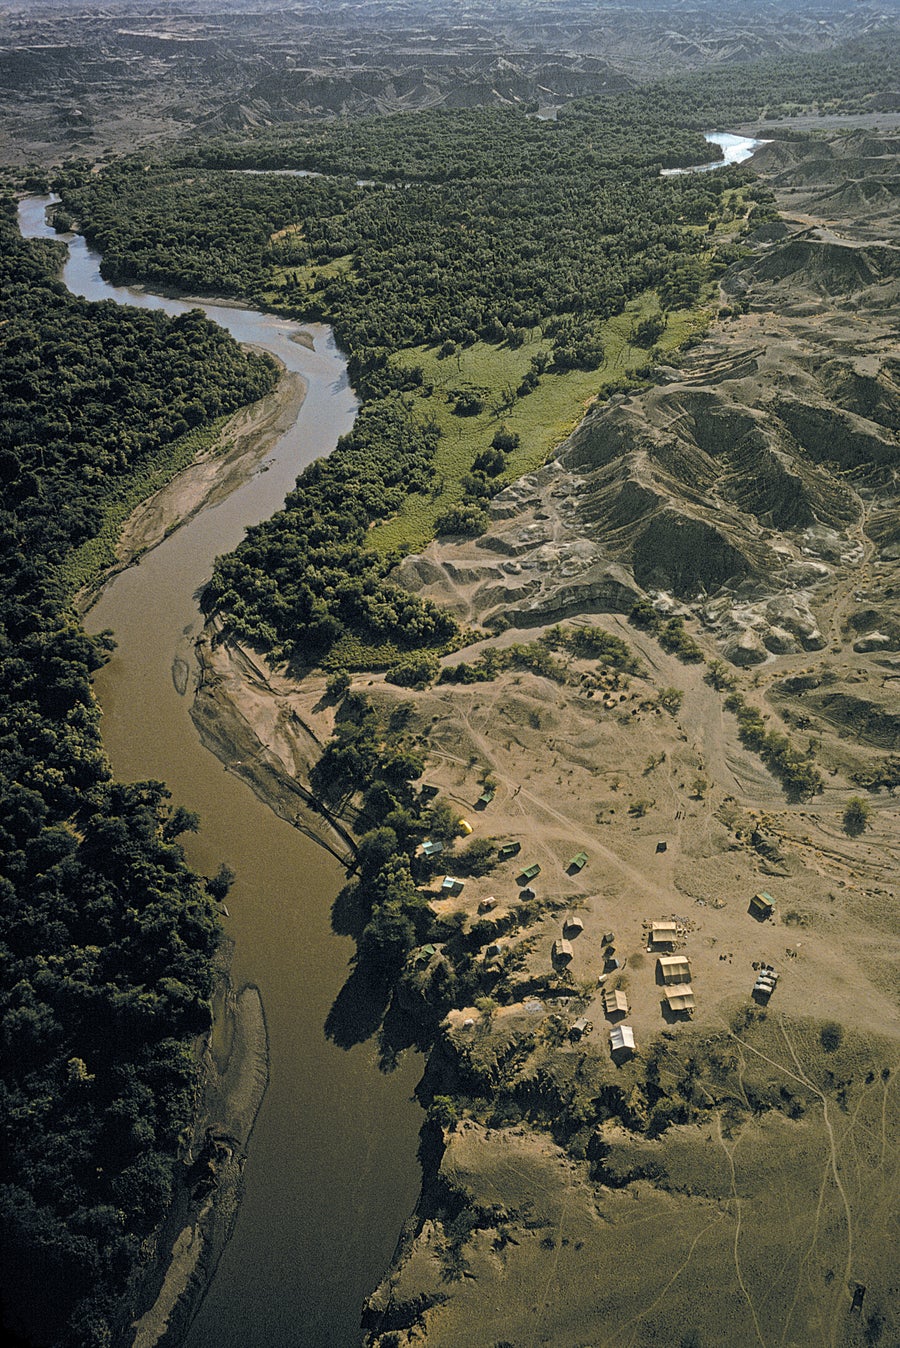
[603,987,629,1017]
[664,985,695,1014]
[610,1025,635,1058]
[657,954,691,985]
[649,921,678,948]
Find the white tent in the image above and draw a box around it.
[610,1025,635,1053]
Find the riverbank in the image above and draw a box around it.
[77,364,306,615]
[123,950,269,1348]
[191,626,357,865]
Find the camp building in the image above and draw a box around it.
[665,985,695,1014]
[749,891,775,919]
[649,921,678,947]
[552,938,574,963]
[657,954,691,984]
[603,987,629,1017]
[610,1025,635,1056]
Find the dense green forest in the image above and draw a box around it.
[59,152,728,356]
[59,103,755,673]
[0,199,275,1346]
[167,32,900,183]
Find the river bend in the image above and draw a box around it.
[18,197,422,1348]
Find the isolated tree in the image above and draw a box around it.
[206,863,236,902]
[843,796,871,836]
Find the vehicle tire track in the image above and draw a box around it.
[715,1113,768,1348]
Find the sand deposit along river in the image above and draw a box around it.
[18,198,422,1348]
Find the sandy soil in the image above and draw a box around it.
[77,366,306,614]
[172,129,900,1347]
[191,627,356,865]
[125,958,268,1348]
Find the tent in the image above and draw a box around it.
[552,938,574,963]
[649,921,678,946]
[603,988,629,1016]
[658,955,691,984]
[610,1025,635,1055]
[665,985,695,1013]
[749,891,775,920]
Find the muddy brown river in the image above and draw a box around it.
[18,197,422,1348]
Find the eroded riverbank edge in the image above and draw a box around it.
[76,363,307,617]
[191,628,357,866]
[122,948,269,1348]
[71,368,303,1348]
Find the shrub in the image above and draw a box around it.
[632,311,666,347]
[435,503,488,536]
[426,800,463,843]
[629,798,654,817]
[843,796,871,836]
[706,658,737,691]
[385,652,439,689]
[456,837,496,877]
[491,425,520,453]
[658,686,684,714]
[629,599,660,630]
[820,1021,843,1053]
[206,863,236,902]
[326,669,352,699]
[428,1095,459,1128]
[566,627,641,672]
[473,446,506,476]
[452,389,485,416]
[659,617,704,663]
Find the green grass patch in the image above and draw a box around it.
[54,417,230,599]
[367,290,709,554]
[259,254,354,307]
[323,628,466,673]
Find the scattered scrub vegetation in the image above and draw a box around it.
[723,692,823,799]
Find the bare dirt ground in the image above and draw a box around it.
[183,127,900,1348]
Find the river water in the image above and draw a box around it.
[18,198,422,1348]
[661,130,766,175]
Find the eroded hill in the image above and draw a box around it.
[187,123,900,1347]
[345,127,900,1347]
